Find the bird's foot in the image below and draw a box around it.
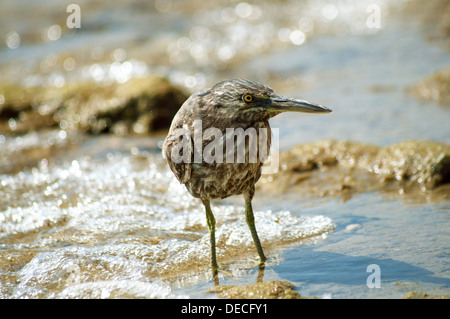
[216,267,233,277]
[247,256,264,268]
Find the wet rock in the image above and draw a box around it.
[211,280,307,299]
[404,0,450,41]
[412,67,450,105]
[0,76,187,135]
[259,140,450,200]
[278,140,379,173]
[371,141,450,189]
[404,291,450,299]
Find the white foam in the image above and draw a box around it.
[1,144,334,298]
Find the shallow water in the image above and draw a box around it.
[1,0,449,298]
[0,135,335,298]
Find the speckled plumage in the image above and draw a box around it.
[163,79,273,201]
[162,79,331,279]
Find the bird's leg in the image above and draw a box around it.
[244,195,266,264]
[256,263,265,283]
[202,199,219,283]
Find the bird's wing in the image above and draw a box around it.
[162,125,192,184]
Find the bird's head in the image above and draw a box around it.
[205,79,331,122]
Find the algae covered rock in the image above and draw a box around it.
[371,141,450,190]
[279,140,379,172]
[0,76,187,135]
[412,67,450,105]
[211,280,306,299]
[259,139,450,199]
[404,291,450,299]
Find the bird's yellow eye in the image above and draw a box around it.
[243,94,253,103]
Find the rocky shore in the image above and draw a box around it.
[0,76,187,135]
[1,75,449,201]
[258,140,450,202]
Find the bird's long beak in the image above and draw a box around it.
[268,94,332,113]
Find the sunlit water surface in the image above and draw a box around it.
[1,0,449,298]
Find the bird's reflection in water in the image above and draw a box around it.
[211,262,266,287]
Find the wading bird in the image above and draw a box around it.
[163,79,331,280]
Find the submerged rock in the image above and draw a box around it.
[0,76,187,135]
[211,280,306,299]
[412,67,450,105]
[404,291,450,299]
[259,140,450,200]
